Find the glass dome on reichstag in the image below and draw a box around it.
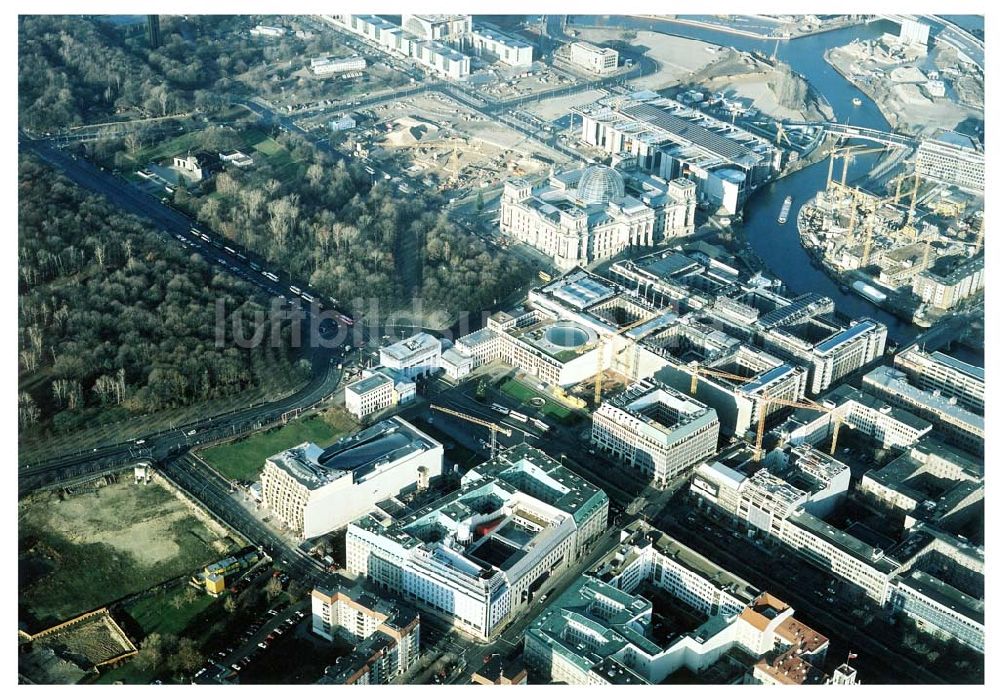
[576,165,625,205]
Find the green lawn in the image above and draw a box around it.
[500,379,573,421]
[128,131,204,168]
[198,412,356,481]
[125,585,215,637]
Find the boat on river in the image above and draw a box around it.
[852,97,863,106]
[777,196,792,224]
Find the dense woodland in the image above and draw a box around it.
[176,134,532,315]
[18,15,354,131]
[18,14,535,435]
[18,155,309,435]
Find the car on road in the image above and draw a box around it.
[258,642,268,649]
[186,429,197,436]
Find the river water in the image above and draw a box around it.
[572,16,937,345]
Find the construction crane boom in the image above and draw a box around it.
[751,396,843,462]
[687,365,756,396]
[594,316,652,405]
[429,404,512,459]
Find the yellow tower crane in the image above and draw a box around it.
[687,365,756,396]
[593,316,652,406]
[775,122,791,147]
[827,145,887,200]
[750,395,844,462]
[682,365,845,462]
[429,404,512,459]
[860,212,877,268]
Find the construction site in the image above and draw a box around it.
[18,471,236,630]
[825,26,983,137]
[797,143,984,325]
[334,92,571,194]
[19,609,137,684]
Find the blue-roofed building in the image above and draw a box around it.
[260,417,443,538]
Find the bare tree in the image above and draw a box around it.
[264,575,283,602]
[18,392,40,428]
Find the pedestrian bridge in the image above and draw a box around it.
[783,121,917,148]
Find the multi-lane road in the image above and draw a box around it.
[18,134,366,493]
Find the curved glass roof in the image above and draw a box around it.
[576,165,625,205]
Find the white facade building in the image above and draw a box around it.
[312,55,367,75]
[592,379,720,488]
[500,165,695,270]
[380,332,442,378]
[346,444,608,640]
[345,372,396,419]
[471,25,533,67]
[259,417,443,538]
[250,24,286,37]
[569,42,618,74]
[573,93,779,215]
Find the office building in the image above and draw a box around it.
[311,55,366,76]
[862,366,983,455]
[898,18,931,46]
[380,332,442,378]
[500,165,695,270]
[250,24,286,37]
[345,372,396,419]
[781,510,900,604]
[911,254,984,310]
[861,438,983,533]
[776,383,933,452]
[691,445,901,605]
[893,346,984,414]
[591,521,758,618]
[259,417,443,538]
[525,566,827,685]
[574,93,779,214]
[481,271,664,388]
[915,131,984,193]
[346,444,608,640]
[891,570,983,653]
[401,14,471,43]
[609,248,741,313]
[760,318,887,395]
[312,581,421,684]
[470,24,533,67]
[568,42,618,74]
[591,379,720,488]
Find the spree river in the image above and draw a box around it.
[575,16,928,344]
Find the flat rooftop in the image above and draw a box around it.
[268,417,439,489]
[380,332,440,362]
[346,372,393,396]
